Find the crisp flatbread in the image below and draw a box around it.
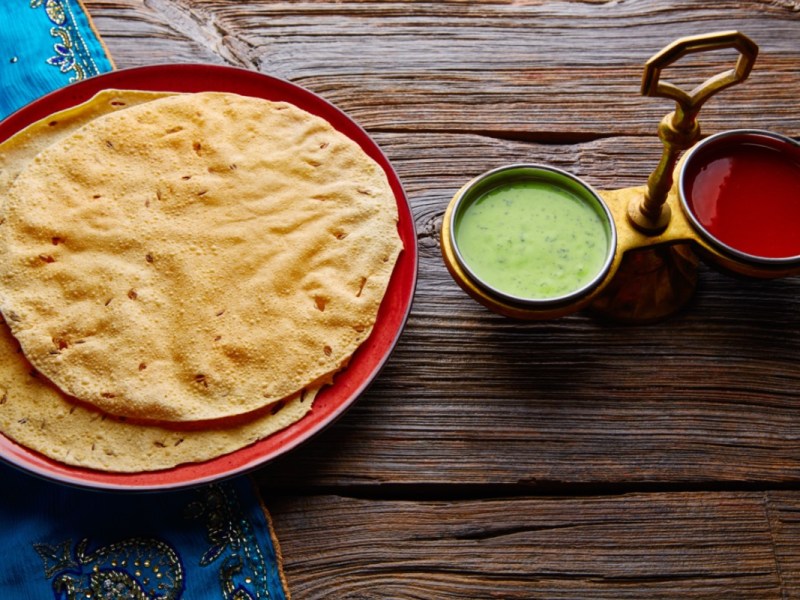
[0,91,401,422]
[0,314,318,472]
[0,91,323,472]
[0,89,174,194]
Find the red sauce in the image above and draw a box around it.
[683,138,800,259]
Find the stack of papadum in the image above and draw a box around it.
[0,90,402,472]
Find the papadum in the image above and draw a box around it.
[0,91,402,423]
[0,314,318,472]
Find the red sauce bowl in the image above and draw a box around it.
[679,129,800,267]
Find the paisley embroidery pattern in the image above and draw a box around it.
[30,482,283,599]
[29,0,103,82]
[188,484,274,600]
[34,536,185,600]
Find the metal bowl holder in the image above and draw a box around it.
[441,31,797,323]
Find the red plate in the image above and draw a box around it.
[0,65,417,490]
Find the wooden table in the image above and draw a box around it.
[88,2,800,597]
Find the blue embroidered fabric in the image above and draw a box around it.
[0,0,114,119]
[0,464,288,600]
[0,3,289,599]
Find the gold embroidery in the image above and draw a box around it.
[29,0,101,82]
[188,484,273,599]
[48,26,86,81]
[48,1,66,24]
[31,0,66,24]
[32,539,78,578]
[35,537,184,600]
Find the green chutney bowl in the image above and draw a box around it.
[441,164,617,319]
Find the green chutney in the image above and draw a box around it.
[454,179,611,300]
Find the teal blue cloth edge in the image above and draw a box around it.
[0,0,114,120]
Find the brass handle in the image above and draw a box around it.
[641,30,758,126]
[629,31,759,233]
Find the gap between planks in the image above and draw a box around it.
[257,478,800,502]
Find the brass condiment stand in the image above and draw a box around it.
[441,31,800,323]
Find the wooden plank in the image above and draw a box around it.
[87,0,225,64]
[267,490,800,598]
[767,491,800,594]
[256,302,800,486]
[86,1,800,136]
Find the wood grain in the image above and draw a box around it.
[81,1,800,597]
[268,491,800,598]
[88,0,800,137]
